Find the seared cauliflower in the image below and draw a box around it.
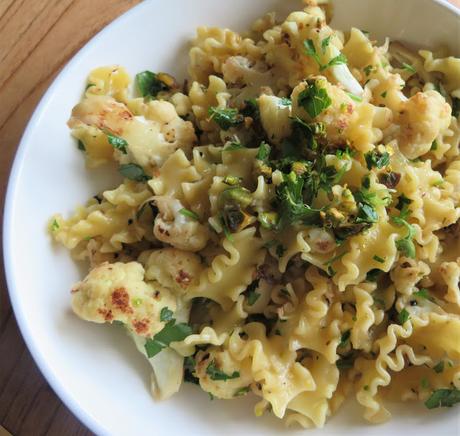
[72,261,176,337]
[397,90,451,159]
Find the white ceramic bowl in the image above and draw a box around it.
[4,1,460,435]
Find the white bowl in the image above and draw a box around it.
[4,0,459,435]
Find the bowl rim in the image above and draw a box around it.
[3,0,459,434]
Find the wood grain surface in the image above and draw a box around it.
[0,1,458,435]
[0,2,141,435]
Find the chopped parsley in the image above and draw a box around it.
[338,329,351,348]
[275,171,323,228]
[346,92,363,102]
[208,107,244,130]
[363,65,374,76]
[380,91,388,98]
[85,82,95,91]
[398,308,410,325]
[258,211,279,230]
[433,361,444,374]
[234,386,251,397]
[365,150,390,170]
[279,97,292,106]
[119,163,150,182]
[275,243,286,258]
[392,215,416,258]
[160,307,174,322]
[50,219,59,232]
[324,251,348,276]
[107,133,128,154]
[373,255,385,263]
[245,279,261,306]
[136,70,171,97]
[303,38,347,71]
[414,288,434,301]
[431,140,438,151]
[452,97,460,118]
[206,361,240,381]
[256,142,271,161]
[144,320,192,358]
[402,63,417,74]
[224,141,245,151]
[77,140,86,151]
[425,388,460,409]
[184,356,199,385]
[421,377,430,389]
[297,81,332,118]
[179,208,199,221]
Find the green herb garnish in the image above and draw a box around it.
[77,140,86,151]
[119,164,150,182]
[136,70,171,97]
[256,142,271,161]
[298,81,332,118]
[206,361,240,381]
[398,308,410,325]
[346,92,363,102]
[145,320,192,358]
[373,255,385,263]
[234,387,250,397]
[433,361,444,374]
[160,307,174,322]
[425,388,460,409]
[208,107,244,130]
[50,219,59,231]
[338,330,351,348]
[107,133,128,154]
[402,63,416,74]
[365,150,390,170]
[179,208,199,221]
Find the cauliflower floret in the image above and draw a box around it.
[153,196,210,252]
[71,261,176,337]
[292,77,356,145]
[258,94,292,144]
[143,247,203,294]
[397,90,452,159]
[222,56,274,87]
[305,228,336,254]
[68,95,196,168]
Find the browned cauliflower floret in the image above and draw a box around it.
[68,95,196,168]
[153,196,210,252]
[397,90,451,159]
[71,261,175,337]
[143,247,203,294]
[292,77,357,145]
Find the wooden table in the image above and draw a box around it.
[0,0,459,435]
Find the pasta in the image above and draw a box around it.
[49,0,460,428]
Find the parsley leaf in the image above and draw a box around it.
[365,150,390,170]
[363,65,374,76]
[256,142,271,161]
[321,36,332,53]
[279,97,292,106]
[107,133,128,154]
[392,216,416,258]
[346,92,363,102]
[234,386,251,397]
[402,63,417,74]
[433,361,444,374]
[119,164,150,182]
[303,39,322,67]
[145,320,192,358]
[320,53,348,71]
[398,308,410,325]
[414,288,433,301]
[50,219,59,232]
[136,70,171,97]
[425,388,460,409]
[339,330,351,348]
[224,141,245,151]
[208,107,243,130]
[245,279,261,306]
[373,255,385,263]
[160,307,174,322]
[276,172,323,228]
[77,140,86,151]
[179,208,199,221]
[206,361,240,381]
[298,82,332,118]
